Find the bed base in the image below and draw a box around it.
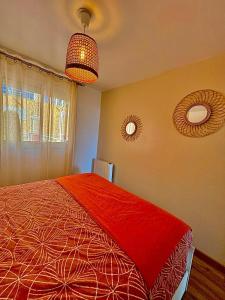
[172,246,195,300]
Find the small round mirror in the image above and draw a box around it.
[125,122,136,135]
[186,104,210,125]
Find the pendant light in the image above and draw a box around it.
[65,8,99,83]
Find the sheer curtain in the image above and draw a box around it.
[0,53,76,186]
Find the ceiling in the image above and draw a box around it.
[0,0,225,91]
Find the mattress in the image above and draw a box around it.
[0,178,192,299]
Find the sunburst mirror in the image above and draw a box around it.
[173,89,225,137]
[121,115,142,142]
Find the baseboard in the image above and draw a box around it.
[194,249,225,274]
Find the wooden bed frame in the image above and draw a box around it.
[172,246,195,300]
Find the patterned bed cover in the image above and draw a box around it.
[0,180,192,299]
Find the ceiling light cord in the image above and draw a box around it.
[79,8,92,34]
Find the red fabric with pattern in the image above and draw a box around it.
[57,173,191,288]
[0,179,192,299]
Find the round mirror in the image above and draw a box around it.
[125,122,136,135]
[121,115,142,142]
[173,89,225,137]
[186,104,210,125]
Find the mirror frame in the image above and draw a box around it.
[121,115,142,142]
[173,89,225,137]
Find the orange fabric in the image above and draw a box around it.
[57,173,190,288]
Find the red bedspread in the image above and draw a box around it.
[57,173,190,288]
[0,178,191,299]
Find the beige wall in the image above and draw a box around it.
[98,54,225,265]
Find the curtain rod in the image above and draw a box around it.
[0,48,80,84]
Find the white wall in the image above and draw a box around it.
[74,86,101,173]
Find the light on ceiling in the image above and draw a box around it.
[65,8,99,83]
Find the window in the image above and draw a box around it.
[2,85,69,142]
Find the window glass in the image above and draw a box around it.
[2,85,69,142]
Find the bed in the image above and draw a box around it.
[0,173,193,299]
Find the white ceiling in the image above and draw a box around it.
[0,0,225,91]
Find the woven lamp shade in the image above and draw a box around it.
[65,33,98,83]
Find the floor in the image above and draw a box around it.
[184,255,225,300]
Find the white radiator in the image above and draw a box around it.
[92,159,113,182]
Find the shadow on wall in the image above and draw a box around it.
[74,86,101,174]
[73,166,81,174]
